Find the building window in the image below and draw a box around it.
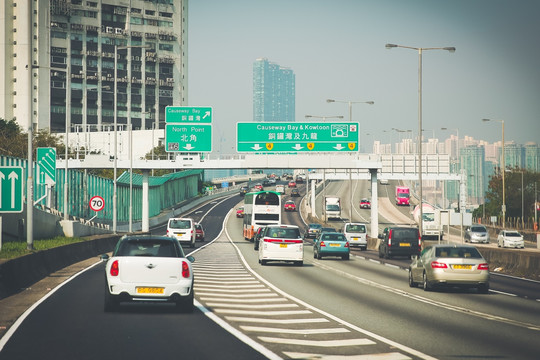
[51,31,67,39]
[159,43,173,51]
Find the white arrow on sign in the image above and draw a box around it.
[8,171,19,208]
[251,144,263,151]
[184,144,195,151]
[333,144,345,151]
[292,144,304,151]
[203,111,210,119]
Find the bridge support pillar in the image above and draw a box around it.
[142,170,149,232]
[311,179,316,218]
[370,169,379,240]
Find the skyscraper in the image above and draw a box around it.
[253,58,295,122]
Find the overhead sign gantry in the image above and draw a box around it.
[165,106,213,152]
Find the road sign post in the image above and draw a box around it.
[0,166,24,213]
[237,122,359,152]
[165,106,213,153]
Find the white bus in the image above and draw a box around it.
[243,190,281,241]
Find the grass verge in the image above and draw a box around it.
[0,237,84,260]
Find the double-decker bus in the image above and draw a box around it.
[243,190,281,241]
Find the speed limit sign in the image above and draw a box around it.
[89,195,105,212]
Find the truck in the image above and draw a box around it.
[395,186,410,206]
[324,195,341,220]
[412,203,443,239]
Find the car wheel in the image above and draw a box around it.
[176,290,194,313]
[104,286,120,312]
[378,249,383,258]
[295,261,303,266]
[261,259,267,266]
[478,283,489,294]
[423,272,432,292]
[408,269,417,288]
[313,250,317,259]
[342,254,350,260]
[317,251,322,260]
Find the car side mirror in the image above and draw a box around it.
[100,254,109,262]
[378,234,383,239]
[187,255,195,263]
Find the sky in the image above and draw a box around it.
[187,0,540,153]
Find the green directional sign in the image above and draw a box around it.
[37,147,56,185]
[0,166,24,213]
[165,106,212,123]
[237,122,359,152]
[165,124,212,152]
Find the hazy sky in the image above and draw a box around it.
[188,0,540,153]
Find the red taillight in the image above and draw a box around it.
[345,242,349,248]
[388,230,392,246]
[182,261,190,278]
[431,261,448,269]
[320,241,326,247]
[478,263,489,271]
[110,260,119,276]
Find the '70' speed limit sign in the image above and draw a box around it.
[89,195,105,212]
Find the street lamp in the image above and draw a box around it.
[482,118,505,228]
[326,99,374,149]
[305,115,344,122]
[386,43,455,238]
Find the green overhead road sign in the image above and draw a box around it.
[165,106,212,123]
[165,124,212,152]
[237,122,359,152]
[0,166,24,213]
[37,147,56,185]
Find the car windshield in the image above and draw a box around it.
[435,247,482,258]
[169,219,191,229]
[116,238,181,258]
[505,232,521,237]
[321,233,347,242]
[309,224,322,230]
[471,226,486,232]
[267,227,300,239]
[326,205,340,211]
[398,193,409,198]
[391,228,419,240]
[346,224,366,233]
[422,213,435,221]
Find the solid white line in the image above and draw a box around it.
[225,317,329,324]
[490,289,518,297]
[258,337,375,347]
[240,326,349,335]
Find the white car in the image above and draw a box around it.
[497,230,525,248]
[167,217,196,248]
[342,222,367,250]
[102,235,195,312]
[259,225,303,266]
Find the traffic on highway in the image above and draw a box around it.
[1,176,539,360]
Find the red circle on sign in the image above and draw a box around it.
[89,196,105,212]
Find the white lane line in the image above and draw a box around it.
[205,303,299,309]
[490,289,518,297]
[215,309,312,316]
[193,284,265,289]
[195,280,261,285]
[283,351,412,360]
[241,326,350,335]
[225,317,330,324]
[258,337,376,347]
[197,292,278,298]
[193,287,271,293]
[193,272,254,277]
[200,297,287,303]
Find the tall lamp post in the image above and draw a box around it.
[326,99,374,149]
[482,118,505,228]
[386,43,455,238]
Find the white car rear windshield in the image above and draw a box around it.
[116,239,182,258]
[346,224,366,232]
[169,219,191,229]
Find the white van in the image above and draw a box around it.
[259,225,303,266]
[167,217,196,248]
[343,222,367,250]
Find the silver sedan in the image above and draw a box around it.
[408,244,490,293]
[464,225,490,244]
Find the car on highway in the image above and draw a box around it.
[464,225,490,244]
[408,244,490,293]
[268,178,276,185]
[284,200,296,212]
[290,188,300,197]
[253,183,263,191]
[379,179,389,185]
[239,186,250,196]
[288,181,297,188]
[378,226,421,259]
[101,235,195,312]
[258,225,303,266]
[313,231,350,260]
[254,225,267,250]
[236,207,244,218]
[194,223,205,241]
[359,198,371,209]
[304,223,322,239]
[497,230,525,248]
[166,217,196,248]
[342,222,367,250]
[295,175,304,183]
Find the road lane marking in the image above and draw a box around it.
[214,309,313,316]
[225,317,330,324]
[197,292,278,298]
[200,297,287,303]
[283,352,412,360]
[205,302,299,309]
[241,326,350,335]
[259,337,376,347]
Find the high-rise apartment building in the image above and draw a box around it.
[524,142,540,172]
[253,58,295,122]
[460,145,486,205]
[2,0,188,137]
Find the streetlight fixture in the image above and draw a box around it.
[386,43,455,238]
[326,99,374,149]
[305,115,344,122]
[482,118,505,228]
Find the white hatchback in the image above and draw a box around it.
[167,217,196,248]
[259,225,303,266]
[343,222,367,250]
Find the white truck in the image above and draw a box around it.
[324,195,341,220]
[412,203,443,239]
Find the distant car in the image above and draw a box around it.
[194,223,205,241]
[239,186,249,196]
[465,225,489,244]
[313,231,350,260]
[295,176,304,183]
[254,183,263,190]
[360,198,371,209]
[268,178,276,185]
[304,223,322,239]
[166,217,196,248]
[262,179,270,186]
[290,188,300,197]
[102,235,195,312]
[284,200,296,212]
[378,226,421,259]
[408,244,490,293]
[236,207,244,218]
[379,179,389,185]
[497,230,524,248]
[288,181,297,188]
[343,222,367,250]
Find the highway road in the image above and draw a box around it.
[1,181,539,359]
